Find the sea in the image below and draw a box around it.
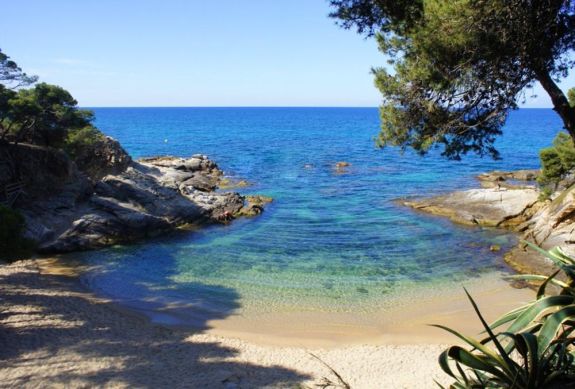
[69,108,561,325]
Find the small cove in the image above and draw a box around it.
[64,107,560,341]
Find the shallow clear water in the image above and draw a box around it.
[72,108,561,324]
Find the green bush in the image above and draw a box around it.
[537,132,575,190]
[1,83,95,147]
[0,205,33,260]
[64,125,105,158]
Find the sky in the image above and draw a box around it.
[1,0,574,107]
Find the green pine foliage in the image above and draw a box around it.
[64,125,105,158]
[1,49,107,162]
[0,82,98,147]
[537,88,575,193]
[538,133,575,187]
[330,1,575,160]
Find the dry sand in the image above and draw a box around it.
[0,259,534,388]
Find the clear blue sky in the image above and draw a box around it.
[1,0,573,107]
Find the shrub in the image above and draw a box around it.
[0,205,33,260]
[1,82,95,147]
[537,132,575,190]
[64,125,105,158]
[538,186,553,202]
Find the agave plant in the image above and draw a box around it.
[493,243,575,334]
[435,243,575,388]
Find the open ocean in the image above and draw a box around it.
[69,108,562,324]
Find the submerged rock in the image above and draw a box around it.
[333,161,351,175]
[477,169,539,189]
[218,178,251,190]
[334,161,350,169]
[490,244,501,252]
[234,195,273,217]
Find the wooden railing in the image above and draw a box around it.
[0,181,24,207]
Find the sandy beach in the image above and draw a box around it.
[0,258,534,388]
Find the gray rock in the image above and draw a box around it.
[25,155,261,252]
[402,171,575,277]
[73,136,132,181]
[180,174,217,192]
[505,184,575,275]
[3,142,268,253]
[403,188,540,228]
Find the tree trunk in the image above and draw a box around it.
[535,68,575,142]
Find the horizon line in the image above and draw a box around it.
[81,105,555,109]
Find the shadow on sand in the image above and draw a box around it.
[0,253,311,388]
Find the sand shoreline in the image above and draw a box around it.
[0,258,535,388]
[37,255,534,349]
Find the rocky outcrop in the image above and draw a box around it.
[73,136,132,181]
[2,142,268,254]
[402,169,575,276]
[402,187,541,229]
[505,184,575,275]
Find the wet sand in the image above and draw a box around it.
[206,273,533,348]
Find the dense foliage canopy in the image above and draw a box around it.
[0,49,103,150]
[0,83,96,147]
[330,0,575,159]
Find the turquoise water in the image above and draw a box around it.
[73,108,561,323]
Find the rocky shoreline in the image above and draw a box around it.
[401,170,575,276]
[2,138,270,254]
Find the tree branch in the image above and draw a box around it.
[535,68,575,139]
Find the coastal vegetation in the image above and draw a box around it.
[0,48,37,88]
[1,48,104,155]
[538,132,575,197]
[538,89,575,197]
[0,49,105,258]
[437,244,575,388]
[0,83,102,155]
[330,0,575,160]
